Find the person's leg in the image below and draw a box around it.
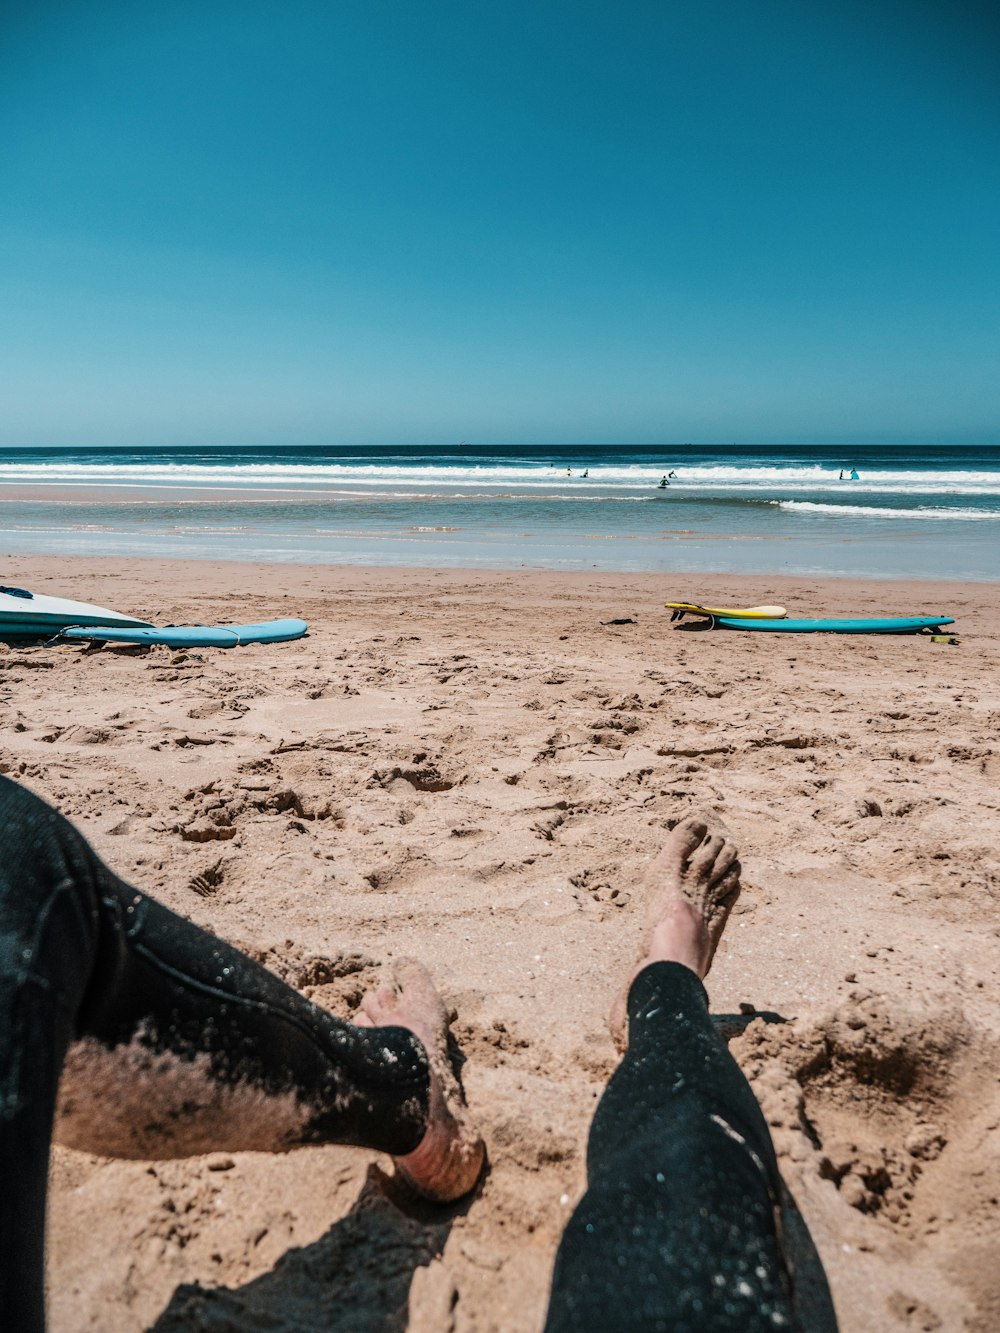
[0,775,483,1332]
[545,817,801,1333]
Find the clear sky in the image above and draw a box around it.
[1,0,997,447]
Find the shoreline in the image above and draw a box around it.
[5,555,998,1331]
[4,552,999,601]
[4,544,999,587]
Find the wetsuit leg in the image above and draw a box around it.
[545,961,797,1332]
[0,775,430,1333]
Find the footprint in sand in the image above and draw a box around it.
[372,760,456,794]
[40,725,113,745]
[187,859,226,898]
[568,867,630,910]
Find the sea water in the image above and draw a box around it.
[0,444,997,580]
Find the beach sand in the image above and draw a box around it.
[3,555,997,1332]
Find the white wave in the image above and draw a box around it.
[1,459,999,497]
[776,501,1000,521]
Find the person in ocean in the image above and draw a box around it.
[668,470,677,478]
[659,475,669,487]
[850,467,860,480]
[1,776,827,1332]
[581,468,589,478]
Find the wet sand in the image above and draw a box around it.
[2,555,997,1331]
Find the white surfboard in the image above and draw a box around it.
[0,584,152,638]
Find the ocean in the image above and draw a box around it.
[1,444,997,580]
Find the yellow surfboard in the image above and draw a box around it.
[665,602,788,619]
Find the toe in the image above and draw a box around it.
[660,815,708,868]
[393,957,436,996]
[708,840,740,884]
[361,983,399,1025]
[391,959,449,1031]
[711,866,742,911]
[689,832,726,878]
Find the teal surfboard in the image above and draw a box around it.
[59,618,308,647]
[714,615,953,634]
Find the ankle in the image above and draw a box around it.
[642,902,710,978]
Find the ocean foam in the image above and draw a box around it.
[776,501,1000,521]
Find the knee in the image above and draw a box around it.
[0,777,103,963]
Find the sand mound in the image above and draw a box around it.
[734,994,1000,1330]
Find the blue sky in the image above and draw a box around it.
[1,0,997,446]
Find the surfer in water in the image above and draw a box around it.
[658,475,669,488]
[1,777,825,1332]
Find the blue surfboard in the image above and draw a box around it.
[59,618,308,647]
[714,615,953,634]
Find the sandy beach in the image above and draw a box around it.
[3,554,997,1332]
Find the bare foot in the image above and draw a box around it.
[355,958,485,1202]
[609,814,741,1051]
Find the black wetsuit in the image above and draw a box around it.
[0,775,429,1333]
[2,775,829,1331]
[545,963,802,1332]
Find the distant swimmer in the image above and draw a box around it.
[566,468,573,476]
[839,469,844,480]
[850,467,860,480]
[659,476,669,488]
[668,470,677,478]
